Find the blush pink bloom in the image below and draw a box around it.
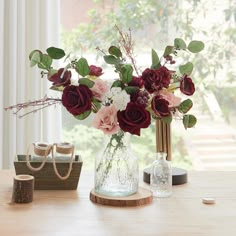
[159,90,181,107]
[91,79,109,101]
[92,105,120,135]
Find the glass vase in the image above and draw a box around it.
[150,152,172,197]
[95,131,139,197]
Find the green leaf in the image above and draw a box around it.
[92,98,101,112]
[151,49,161,69]
[29,50,42,67]
[163,46,174,57]
[38,54,52,70]
[124,86,139,94]
[108,46,122,58]
[104,55,121,65]
[174,38,187,49]
[162,116,173,124]
[179,62,194,75]
[75,110,91,120]
[78,78,94,88]
[111,80,124,88]
[187,41,205,53]
[48,69,57,77]
[49,85,64,92]
[76,58,90,77]
[183,114,197,129]
[178,99,193,114]
[46,47,65,59]
[121,64,133,83]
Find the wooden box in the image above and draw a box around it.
[14,155,83,190]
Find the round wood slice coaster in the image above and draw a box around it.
[143,167,188,185]
[90,187,153,207]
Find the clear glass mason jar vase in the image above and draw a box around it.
[150,152,172,198]
[95,131,139,197]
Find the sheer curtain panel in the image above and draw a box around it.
[0,0,61,169]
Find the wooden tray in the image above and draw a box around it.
[14,154,83,190]
[90,187,153,207]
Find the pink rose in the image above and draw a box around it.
[92,105,119,135]
[159,90,181,107]
[91,79,109,101]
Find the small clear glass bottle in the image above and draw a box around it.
[150,152,172,198]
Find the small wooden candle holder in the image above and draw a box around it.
[12,175,34,203]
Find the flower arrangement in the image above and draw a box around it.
[6,27,204,138]
[5,27,204,196]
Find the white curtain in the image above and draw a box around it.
[0,0,61,169]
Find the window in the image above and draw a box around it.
[60,0,236,171]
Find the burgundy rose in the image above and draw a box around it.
[117,102,151,136]
[89,65,103,77]
[62,85,93,116]
[151,96,170,117]
[48,68,71,87]
[141,66,171,93]
[128,76,144,88]
[180,74,195,96]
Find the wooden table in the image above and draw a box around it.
[0,170,235,236]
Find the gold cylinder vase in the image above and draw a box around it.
[155,120,172,161]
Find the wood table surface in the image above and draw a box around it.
[0,170,235,236]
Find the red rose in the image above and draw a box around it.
[180,74,195,96]
[128,76,144,88]
[151,96,170,117]
[62,85,93,116]
[89,65,103,77]
[141,66,171,93]
[48,68,71,87]
[117,102,151,136]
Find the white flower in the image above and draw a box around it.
[112,89,130,111]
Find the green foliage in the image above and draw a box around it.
[46,47,65,59]
[103,55,121,65]
[124,86,139,94]
[174,38,187,50]
[179,62,193,75]
[78,78,94,88]
[76,58,90,77]
[111,80,124,88]
[108,46,122,58]
[151,49,160,69]
[75,110,91,120]
[178,99,193,114]
[183,114,197,129]
[163,46,174,57]
[37,54,53,70]
[120,64,133,83]
[187,40,205,53]
[29,50,42,67]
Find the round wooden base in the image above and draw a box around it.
[143,167,188,185]
[90,187,153,207]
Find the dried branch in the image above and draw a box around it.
[115,25,140,76]
[4,96,62,118]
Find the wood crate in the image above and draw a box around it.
[14,155,83,190]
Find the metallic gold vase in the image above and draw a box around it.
[155,120,172,161]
